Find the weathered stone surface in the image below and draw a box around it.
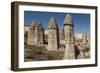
[63,14,75,59]
[82,33,87,44]
[27,20,44,46]
[87,33,90,43]
[48,17,58,29]
[64,14,73,25]
[47,17,59,51]
[77,45,85,59]
[59,28,65,43]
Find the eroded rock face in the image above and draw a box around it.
[82,33,88,44]
[63,14,75,59]
[47,17,59,51]
[59,28,65,43]
[64,14,73,25]
[27,20,44,46]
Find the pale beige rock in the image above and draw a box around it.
[59,28,65,43]
[82,33,87,44]
[47,17,59,51]
[27,20,44,46]
[77,45,85,59]
[64,14,73,25]
[63,14,75,59]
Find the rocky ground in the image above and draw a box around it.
[24,44,90,62]
[24,45,64,61]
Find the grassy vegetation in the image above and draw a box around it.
[84,44,90,52]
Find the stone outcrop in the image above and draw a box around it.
[77,44,85,59]
[47,17,59,51]
[27,20,44,46]
[82,33,87,44]
[63,14,75,59]
[59,28,65,44]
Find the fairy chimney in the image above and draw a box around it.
[47,17,59,51]
[27,20,44,46]
[63,14,75,59]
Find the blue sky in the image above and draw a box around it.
[24,11,90,33]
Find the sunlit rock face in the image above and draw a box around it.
[27,20,44,46]
[47,17,59,51]
[63,14,75,59]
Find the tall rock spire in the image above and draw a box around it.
[47,17,59,51]
[63,14,75,59]
[35,21,44,46]
[64,14,73,25]
[48,17,58,29]
[27,20,44,46]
